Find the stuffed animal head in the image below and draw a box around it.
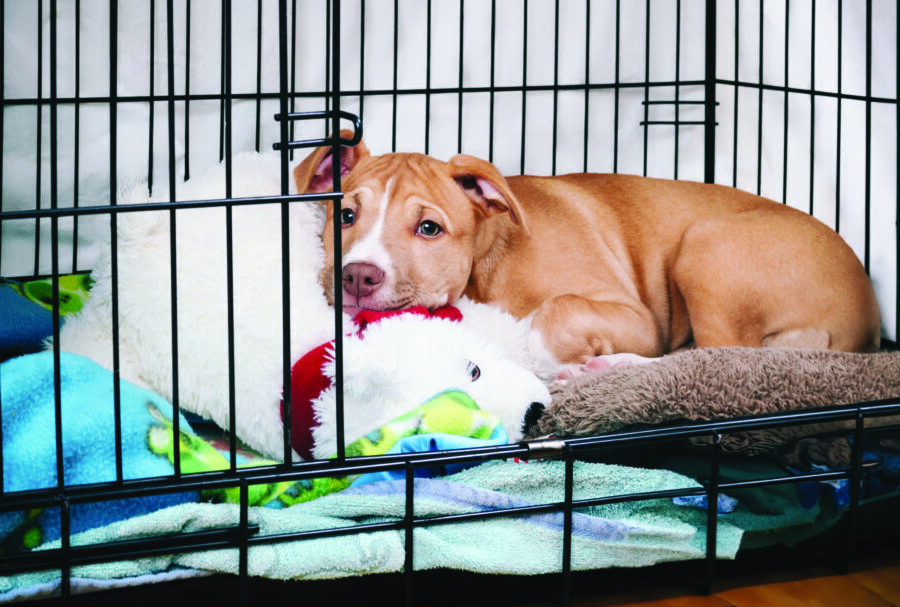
[303,310,551,460]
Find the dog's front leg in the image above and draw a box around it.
[530,294,662,364]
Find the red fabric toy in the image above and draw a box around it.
[281,306,463,459]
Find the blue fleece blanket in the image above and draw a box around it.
[0,352,199,549]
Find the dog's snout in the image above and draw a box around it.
[521,401,546,437]
[343,262,385,298]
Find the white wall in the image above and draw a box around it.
[2,0,896,340]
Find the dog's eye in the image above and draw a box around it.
[417,220,443,238]
[340,208,357,227]
[466,361,481,382]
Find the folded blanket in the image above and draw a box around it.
[534,347,900,455]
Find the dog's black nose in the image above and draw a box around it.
[521,402,546,437]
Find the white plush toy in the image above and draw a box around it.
[301,308,553,459]
[55,153,556,460]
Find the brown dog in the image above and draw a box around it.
[294,135,881,365]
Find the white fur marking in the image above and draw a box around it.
[344,178,395,273]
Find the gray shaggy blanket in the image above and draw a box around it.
[527,347,900,456]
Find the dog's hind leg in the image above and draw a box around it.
[530,293,662,364]
[671,214,879,352]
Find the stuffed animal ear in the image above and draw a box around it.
[448,154,529,234]
[293,130,370,194]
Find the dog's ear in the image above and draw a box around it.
[293,130,370,194]
[448,154,529,234]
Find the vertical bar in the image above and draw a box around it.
[561,447,574,606]
[49,5,69,598]
[109,0,124,485]
[277,0,293,464]
[457,0,464,154]
[704,433,722,594]
[844,411,865,572]
[0,0,4,493]
[60,498,71,599]
[756,0,764,195]
[809,0,816,215]
[184,0,191,181]
[582,0,590,172]
[166,0,181,475]
[732,0,740,187]
[423,0,430,154]
[50,0,63,492]
[404,462,415,607]
[148,0,156,194]
[674,0,681,180]
[239,480,249,606]
[255,0,263,152]
[642,0,651,177]
[72,0,81,270]
[488,0,496,162]
[519,0,528,173]
[360,0,367,129]
[782,2,789,204]
[324,0,331,140]
[863,0,872,272]
[613,0,620,173]
[0,0,4,220]
[896,0,899,343]
[551,0,559,174]
[392,0,399,152]
[835,0,842,233]
[289,0,297,157]
[33,0,42,277]
[224,0,238,471]
[219,1,226,161]
[331,0,345,462]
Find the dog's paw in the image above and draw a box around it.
[556,353,657,380]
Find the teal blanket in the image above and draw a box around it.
[3,459,736,590]
[0,352,199,550]
[1,454,843,597]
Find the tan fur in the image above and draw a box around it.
[295,135,882,364]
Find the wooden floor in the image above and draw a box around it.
[569,565,900,606]
[526,554,900,607]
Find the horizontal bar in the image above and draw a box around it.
[640,120,711,126]
[4,80,896,108]
[1,80,708,107]
[0,191,341,222]
[0,524,260,574]
[717,470,860,492]
[643,100,713,105]
[564,400,900,452]
[0,443,534,511]
[715,77,897,105]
